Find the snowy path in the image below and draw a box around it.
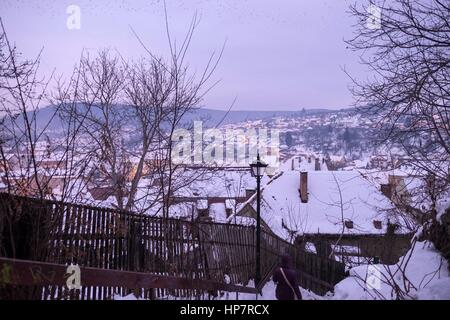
[113,281,324,301]
[226,281,323,300]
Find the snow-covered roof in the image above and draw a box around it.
[168,202,196,220]
[238,170,400,240]
[174,170,258,198]
[197,199,208,210]
[209,202,227,222]
[225,199,235,209]
[226,215,256,227]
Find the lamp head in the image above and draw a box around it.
[250,154,268,177]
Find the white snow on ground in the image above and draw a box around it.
[112,279,321,300]
[223,280,321,301]
[111,239,450,301]
[437,197,450,222]
[332,241,450,300]
[113,293,141,300]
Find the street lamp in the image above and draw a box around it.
[249,153,268,286]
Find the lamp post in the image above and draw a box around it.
[250,153,268,286]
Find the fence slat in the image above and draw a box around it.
[0,193,347,299]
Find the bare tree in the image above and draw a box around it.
[0,18,50,199]
[346,0,450,258]
[0,18,85,202]
[348,238,447,300]
[281,201,309,243]
[346,0,449,181]
[224,170,249,223]
[0,18,94,277]
[56,9,223,217]
[56,50,131,209]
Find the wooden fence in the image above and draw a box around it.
[0,193,346,299]
[0,193,275,299]
[298,232,413,265]
[0,257,258,300]
[295,250,346,295]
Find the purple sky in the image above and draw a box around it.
[1,0,369,110]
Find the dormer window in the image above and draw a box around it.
[373,220,382,229]
[344,220,354,229]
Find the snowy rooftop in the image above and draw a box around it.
[238,170,400,240]
[279,154,329,172]
[173,169,269,198]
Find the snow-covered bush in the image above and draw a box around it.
[332,240,450,300]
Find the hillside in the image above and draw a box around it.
[3,105,340,136]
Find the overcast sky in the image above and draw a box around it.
[1,0,369,111]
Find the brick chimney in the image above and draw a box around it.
[299,171,308,203]
[380,184,392,199]
[315,158,321,171]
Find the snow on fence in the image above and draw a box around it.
[0,193,281,299]
[295,250,346,295]
[298,233,413,266]
[0,193,346,299]
[0,257,258,300]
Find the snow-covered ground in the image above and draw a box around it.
[331,240,450,300]
[218,280,321,301]
[112,280,321,301]
[112,239,450,301]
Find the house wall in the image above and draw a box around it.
[296,233,413,264]
[238,203,272,232]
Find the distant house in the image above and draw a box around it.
[88,186,118,201]
[235,170,403,241]
[0,177,7,192]
[327,155,347,170]
[39,160,66,171]
[0,154,13,172]
[368,155,390,169]
[380,175,412,205]
[5,154,24,171]
[5,174,55,197]
[287,154,328,171]
[168,169,260,222]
